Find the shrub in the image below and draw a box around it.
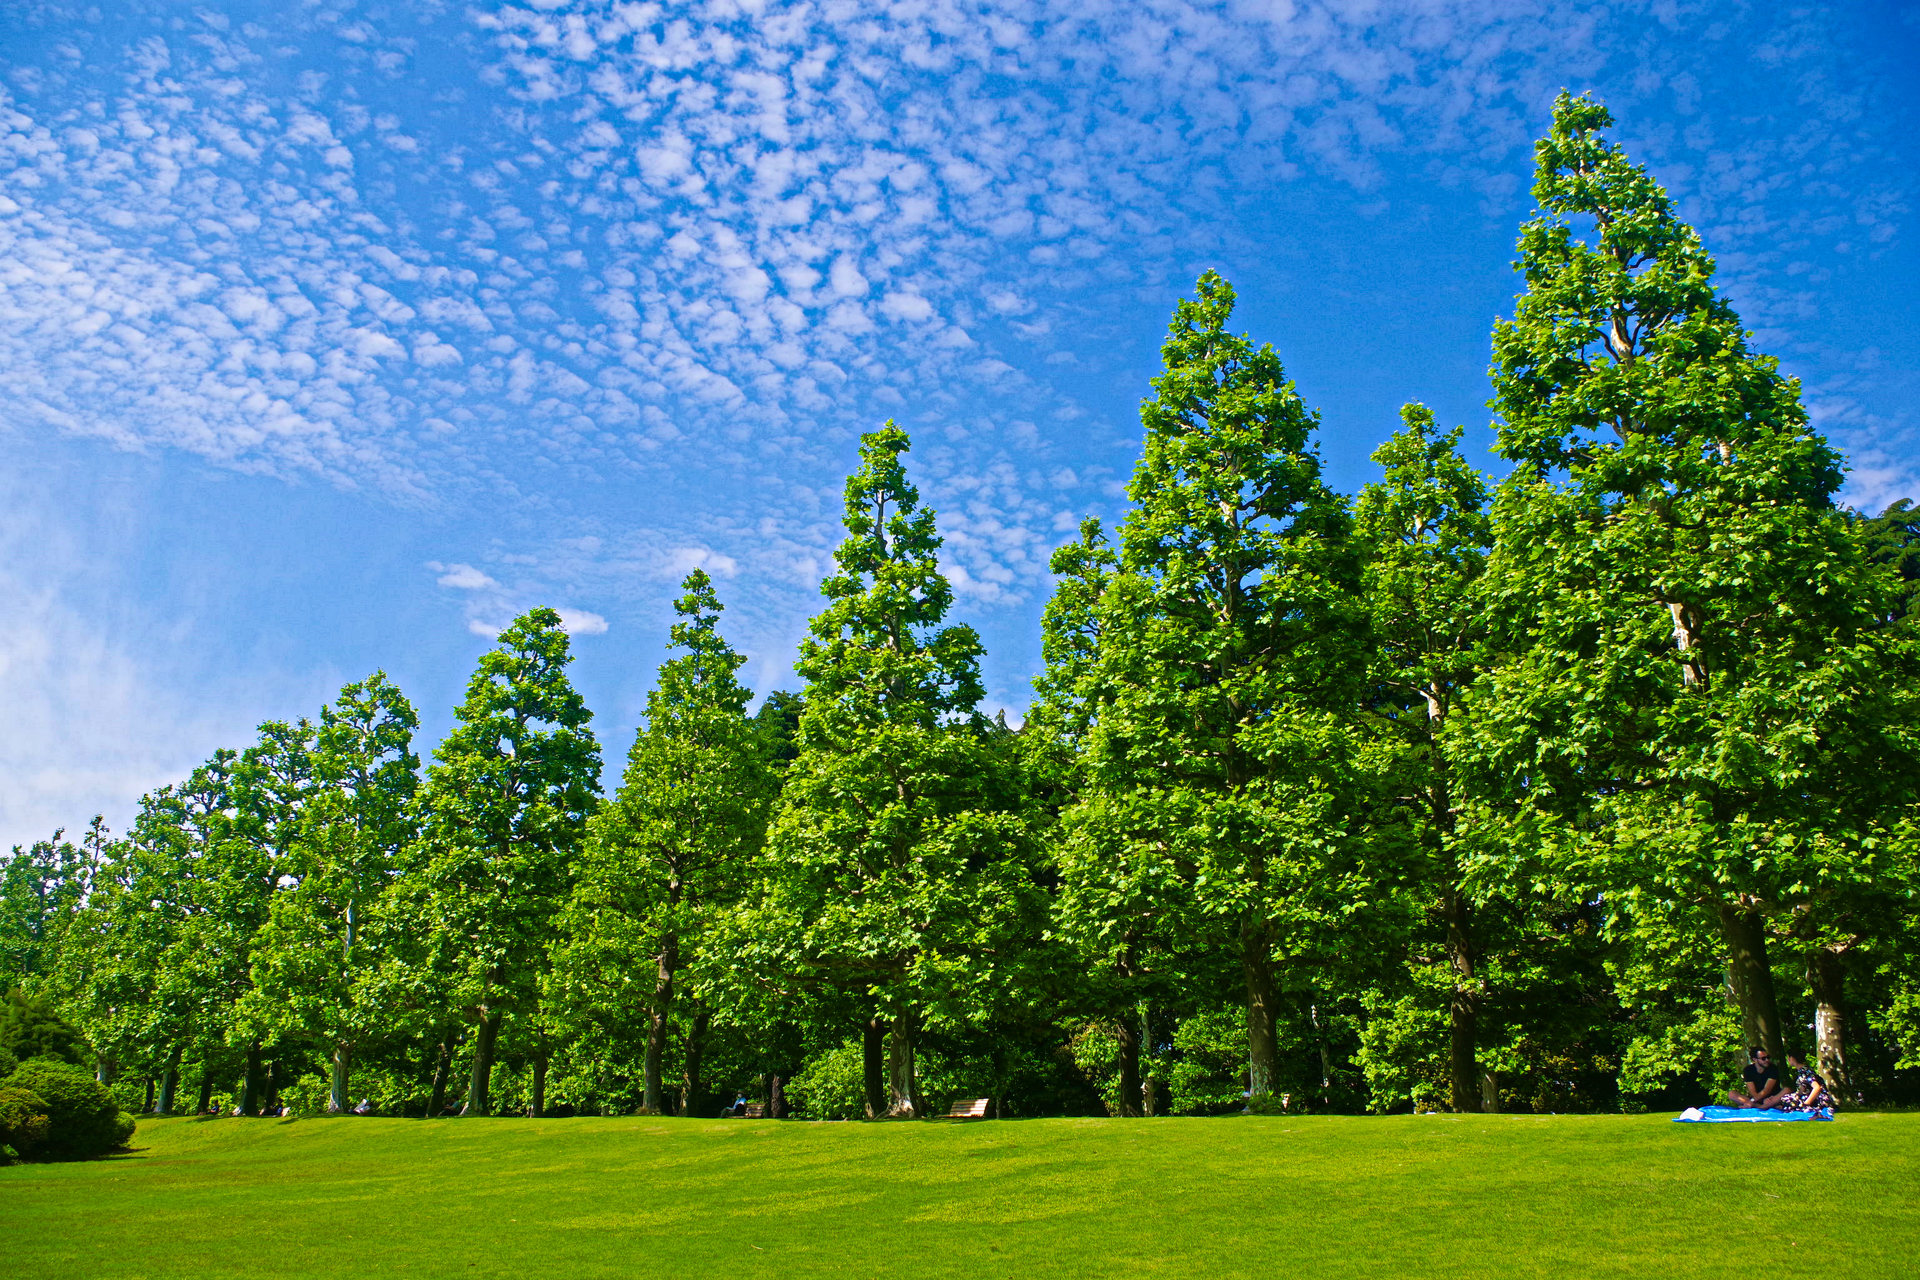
[785,1038,867,1120]
[2,1061,135,1160]
[0,989,90,1067]
[0,1084,52,1158]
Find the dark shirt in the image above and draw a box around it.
[1742,1062,1780,1096]
[1791,1067,1825,1098]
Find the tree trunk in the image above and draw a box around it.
[1441,887,1482,1113]
[682,1005,710,1118]
[238,1045,262,1116]
[532,1053,548,1118]
[1140,1004,1160,1117]
[1718,901,1786,1065]
[1308,1001,1332,1109]
[144,1076,155,1112]
[1810,947,1852,1094]
[644,933,679,1115]
[197,1067,214,1115]
[1667,602,1707,688]
[1480,1070,1500,1113]
[862,1015,887,1119]
[428,1029,454,1117]
[463,1009,502,1116]
[1113,1013,1144,1117]
[770,1074,787,1120]
[1240,913,1278,1098]
[157,1045,182,1115]
[96,1055,117,1087]
[886,1010,917,1118]
[328,1043,351,1114]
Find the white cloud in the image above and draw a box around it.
[880,291,935,323]
[433,563,500,591]
[555,608,609,635]
[663,547,740,579]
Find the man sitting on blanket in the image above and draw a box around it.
[1727,1046,1787,1109]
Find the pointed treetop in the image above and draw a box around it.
[650,569,753,721]
[1357,404,1491,551]
[1492,92,1839,505]
[1121,269,1337,593]
[798,421,982,724]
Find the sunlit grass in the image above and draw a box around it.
[4,1111,1910,1279]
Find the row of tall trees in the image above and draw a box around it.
[5,95,1919,1119]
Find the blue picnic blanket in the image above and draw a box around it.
[1673,1106,1833,1123]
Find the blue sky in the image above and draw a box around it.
[4,0,1917,849]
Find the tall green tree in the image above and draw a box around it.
[749,424,1040,1116]
[1,822,102,991]
[221,720,317,1111]
[1352,404,1496,1111]
[1067,271,1367,1100]
[61,755,247,1112]
[246,673,420,1112]
[417,609,600,1116]
[553,572,776,1115]
[1460,93,1920,1072]
[1036,517,1183,1116]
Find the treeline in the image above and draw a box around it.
[6,95,1920,1125]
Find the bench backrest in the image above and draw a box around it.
[947,1097,990,1118]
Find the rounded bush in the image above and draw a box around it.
[2,1061,134,1160]
[0,1084,52,1158]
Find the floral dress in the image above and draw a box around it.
[1778,1067,1833,1113]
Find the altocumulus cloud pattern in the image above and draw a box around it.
[0,0,1915,847]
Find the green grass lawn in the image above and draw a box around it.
[3,1111,1911,1279]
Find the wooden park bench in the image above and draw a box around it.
[945,1097,990,1120]
[741,1102,767,1119]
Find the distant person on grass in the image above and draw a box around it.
[1728,1047,1785,1109]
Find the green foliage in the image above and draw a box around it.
[747,424,1045,1112]
[1166,1005,1247,1115]
[414,608,601,1113]
[0,988,89,1067]
[1051,270,1370,1100]
[2,1059,134,1160]
[784,1037,867,1120]
[243,673,421,1111]
[1459,91,1920,1069]
[554,572,775,1114]
[0,1083,51,1157]
[1860,499,1920,629]
[0,823,101,988]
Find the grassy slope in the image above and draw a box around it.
[3,1112,1912,1279]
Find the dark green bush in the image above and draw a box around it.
[0,1083,51,1158]
[2,1061,134,1160]
[0,989,89,1067]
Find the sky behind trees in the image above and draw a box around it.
[3,0,1917,849]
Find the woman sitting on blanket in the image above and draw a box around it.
[1775,1052,1836,1113]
